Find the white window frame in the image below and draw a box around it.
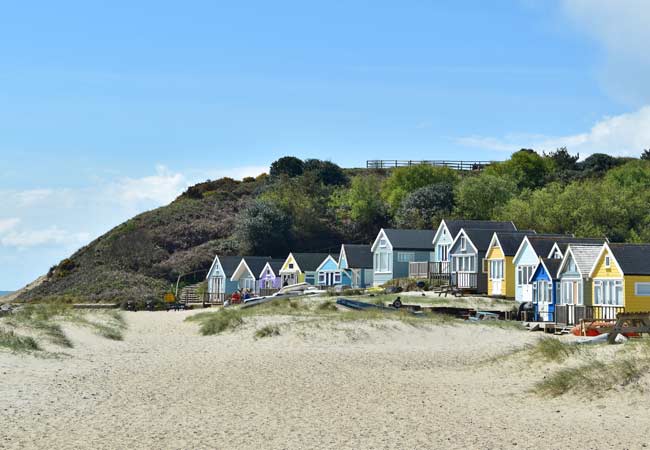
[594,279,623,306]
[460,236,466,251]
[379,238,387,248]
[635,282,650,296]
[334,271,341,284]
[604,256,611,268]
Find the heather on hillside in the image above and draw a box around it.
[19,148,650,303]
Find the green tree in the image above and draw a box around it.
[330,174,388,239]
[395,183,455,229]
[303,159,349,186]
[486,149,552,190]
[269,156,304,178]
[547,147,579,171]
[236,199,292,256]
[381,165,458,212]
[455,173,517,219]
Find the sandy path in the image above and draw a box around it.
[1,311,650,449]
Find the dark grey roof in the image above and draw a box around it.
[444,219,516,237]
[241,256,274,278]
[383,229,435,250]
[267,259,285,275]
[341,244,373,269]
[292,253,333,272]
[541,258,562,280]
[609,244,650,275]
[527,236,604,258]
[463,229,502,252]
[219,256,245,278]
[494,231,537,255]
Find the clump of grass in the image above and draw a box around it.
[529,338,579,362]
[187,309,244,336]
[255,324,281,339]
[535,357,649,397]
[317,300,338,312]
[31,322,73,348]
[0,329,40,353]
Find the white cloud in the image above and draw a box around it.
[0,227,90,248]
[110,165,188,208]
[0,218,20,234]
[560,0,650,104]
[457,105,650,157]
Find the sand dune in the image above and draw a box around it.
[1,310,649,449]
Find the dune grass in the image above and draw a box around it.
[529,337,580,362]
[255,324,281,339]
[0,329,41,353]
[186,297,460,336]
[1,303,127,348]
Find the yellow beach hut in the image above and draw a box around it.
[588,243,650,318]
[485,231,537,298]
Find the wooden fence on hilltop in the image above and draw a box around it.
[366,160,495,171]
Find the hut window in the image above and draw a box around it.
[460,236,466,251]
[635,282,650,296]
[605,256,611,268]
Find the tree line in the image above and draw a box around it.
[235,149,650,257]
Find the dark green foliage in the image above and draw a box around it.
[486,149,552,190]
[547,147,579,171]
[236,199,292,256]
[641,149,650,161]
[579,153,624,176]
[395,183,455,229]
[270,156,304,178]
[455,173,517,220]
[381,165,459,212]
[303,159,349,186]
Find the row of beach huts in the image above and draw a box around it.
[205,219,650,327]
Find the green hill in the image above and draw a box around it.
[17,151,650,304]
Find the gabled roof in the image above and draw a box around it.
[217,255,245,278]
[291,253,333,272]
[316,254,339,272]
[443,219,517,237]
[242,256,275,279]
[376,228,435,251]
[259,259,285,278]
[340,244,373,269]
[558,244,603,277]
[490,231,537,256]
[551,238,607,256]
[456,228,499,253]
[532,258,562,283]
[605,243,650,276]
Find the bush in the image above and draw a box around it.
[270,156,304,178]
[254,324,281,339]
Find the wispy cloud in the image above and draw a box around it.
[457,106,650,157]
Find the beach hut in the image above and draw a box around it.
[428,219,517,280]
[485,231,537,298]
[588,243,650,319]
[371,228,435,286]
[530,258,562,322]
[205,255,244,302]
[513,236,604,303]
[338,244,373,288]
[316,254,340,287]
[555,244,603,325]
[279,252,332,286]
[448,228,509,293]
[230,256,281,295]
[258,260,285,293]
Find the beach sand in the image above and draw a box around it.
[2,310,650,449]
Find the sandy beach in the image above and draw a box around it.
[2,309,650,450]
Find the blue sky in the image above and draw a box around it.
[2,0,650,290]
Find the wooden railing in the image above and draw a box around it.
[452,272,478,289]
[203,292,225,305]
[555,305,625,325]
[366,160,494,171]
[408,261,452,279]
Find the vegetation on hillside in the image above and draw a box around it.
[18,148,650,303]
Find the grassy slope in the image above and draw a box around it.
[19,178,263,304]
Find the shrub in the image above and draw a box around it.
[0,329,40,353]
[254,324,281,339]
